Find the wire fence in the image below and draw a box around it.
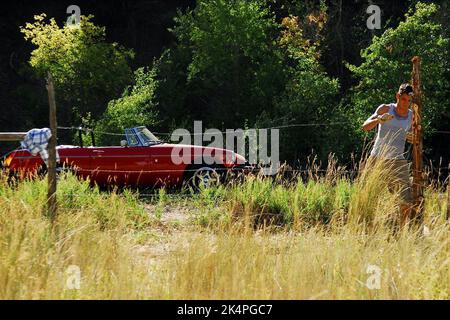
[57,122,352,138]
[56,125,450,136]
[3,122,448,157]
[2,122,449,188]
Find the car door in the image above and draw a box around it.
[90,146,150,187]
[148,144,186,188]
[58,146,93,181]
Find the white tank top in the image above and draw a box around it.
[370,103,413,160]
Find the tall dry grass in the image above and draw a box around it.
[0,173,153,299]
[149,225,450,299]
[0,156,449,299]
[150,156,449,299]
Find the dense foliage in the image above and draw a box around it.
[347,2,450,140]
[154,0,339,162]
[94,67,159,146]
[155,0,286,128]
[20,14,134,125]
[1,0,449,167]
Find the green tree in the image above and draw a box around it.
[156,0,286,129]
[347,2,450,138]
[95,67,159,146]
[263,11,340,163]
[21,14,134,125]
[155,0,340,164]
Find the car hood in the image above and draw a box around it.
[160,143,246,164]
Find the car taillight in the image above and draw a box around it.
[3,154,13,167]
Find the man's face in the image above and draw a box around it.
[396,92,412,108]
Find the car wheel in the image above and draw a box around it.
[37,163,76,180]
[7,170,19,186]
[189,166,221,190]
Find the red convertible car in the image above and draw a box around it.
[4,126,251,189]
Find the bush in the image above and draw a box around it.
[95,67,159,146]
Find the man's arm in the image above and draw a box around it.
[362,104,390,132]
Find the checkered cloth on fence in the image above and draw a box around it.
[21,128,59,165]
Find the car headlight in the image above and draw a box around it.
[223,152,236,164]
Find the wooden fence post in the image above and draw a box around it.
[411,56,424,223]
[46,73,58,220]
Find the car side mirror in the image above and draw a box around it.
[120,140,128,147]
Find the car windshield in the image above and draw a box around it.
[124,126,163,147]
[136,127,162,146]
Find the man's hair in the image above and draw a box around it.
[398,83,414,96]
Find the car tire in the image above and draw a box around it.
[7,170,19,186]
[185,165,222,191]
[37,163,76,180]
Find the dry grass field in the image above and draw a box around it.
[1,160,449,299]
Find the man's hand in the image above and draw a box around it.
[377,113,394,124]
[362,104,391,132]
[406,132,415,144]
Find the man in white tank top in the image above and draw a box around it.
[362,83,414,226]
